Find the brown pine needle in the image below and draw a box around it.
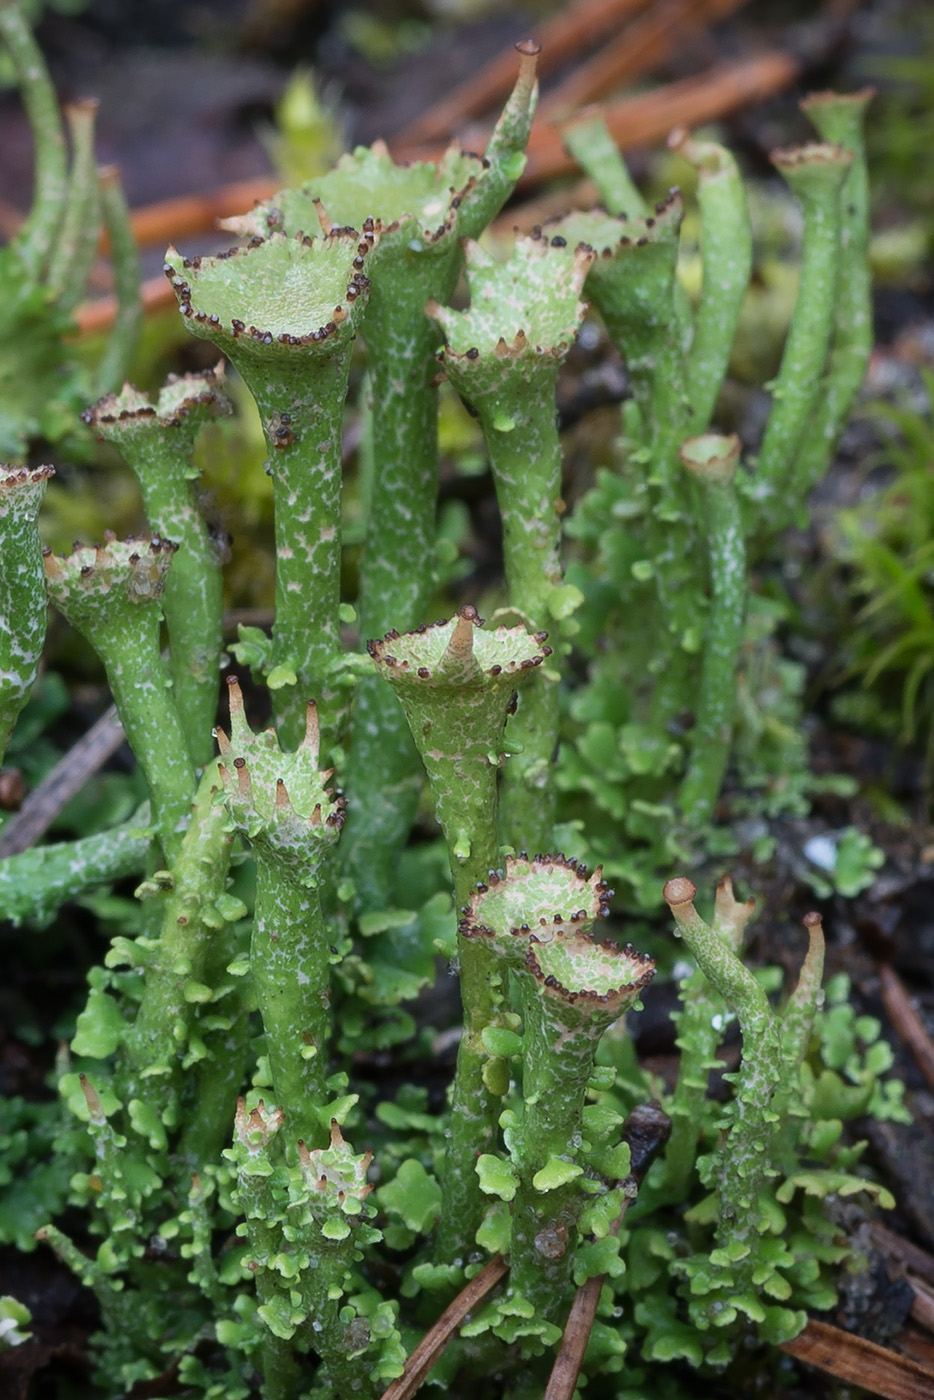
[781,1318,934,1400]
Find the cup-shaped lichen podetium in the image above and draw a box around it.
[216,676,345,1149]
[223,41,540,914]
[428,234,594,856]
[462,855,654,1324]
[0,463,53,763]
[83,368,232,767]
[164,226,376,751]
[368,605,551,1262]
[43,534,195,864]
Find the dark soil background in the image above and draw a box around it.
[1,0,934,1396]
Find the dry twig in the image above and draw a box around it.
[781,1318,934,1400]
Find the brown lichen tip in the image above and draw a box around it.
[366,606,551,687]
[678,432,741,485]
[42,534,177,608]
[163,228,375,354]
[769,141,853,175]
[545,190,683,262]
[83,364,231,437]
[525,931,654,1016]
[296,1120,373,1204]
[215,677,343,845]
[0,463,54,516]
[234,1096,284,1150]
[460,853,613,952]
[429,235,594,363]
[800,86,876,117]
[663,876,697,909]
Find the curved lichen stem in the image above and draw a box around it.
[0,0,67,279]
[0,464,53,763]
[0,808,150,926]
[96,165,143,394]
[793,89,874,496]
[46,99,100,310]
[747,141,853,531]
[677,433,746,826]
[669,128,752,432]
[562,110,648,217]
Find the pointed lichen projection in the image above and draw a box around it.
[649,875,756,1208]
[676,433,746,826]
[0,464,53,762]
[661,878,829,1341]
[83,370,233,767]
[668,129,753,432]
[227,1104,397,1400]
[746,141,853,531]
[216,676,345,1150]
[428,234,593,855]
[547,197,700,727]
[43,536,195,864]
[225,42,541,912]
[119,766,237,1138]
[793,89,874,497]
[163,226,376,752]
[368,607,551,1261]
[461,854,653,1328]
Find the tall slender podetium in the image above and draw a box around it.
[164,226,376,753]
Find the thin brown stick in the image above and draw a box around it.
[520,48,801,184]
[394,0,655,149]
[379,1255,508,1400]
[0,703,125,858]
[781,1318,934,1400]
[908,1276,934,1334]
[871,1224,934,1288]
[76,272,177,334]
[877,963,934,1094]
[543,1198,633,1400]
[537,0,748,121]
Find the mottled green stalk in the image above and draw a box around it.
[45,99,100,310]
[228,1100,304,1400]
[217,677,344,1150]
[748,142,853,528]
[0,808,150,926]
[165,228,375,751]
[651,876,756,1207]
[773,912,825,1171]
[663,878,783,1299]
[121,766,235,1108]
[0,0,67,279]
[793,90,874,495]
[550,200,699,721]
[677,433,746,826]
[563,111,648,216]
[228,46,540,908]
[84,371,232,766]
[43,537,195,864]
[96,165,143,394]
[368,608,551,1261]
[670,130,752,432]
[430,236,592,853]
[462,855,651,1321]
[0,464,52,761]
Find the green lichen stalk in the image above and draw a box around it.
[669,129,752,432]
[217,677,345,1149]
[793,89,874,495]
[164,226,376,751]
[120,766,236,1127]
[0,463,53,762]
[677,433,746,826]
[43,536,195,864]
[429,236,593,854]
[0,808,150,926]
[45,99,100,310]
[0,0,67,279]
[84,370,232,766]
[748,141,853,530]
[96,165,143,394]
[462,855,653,1325]
[368,608,551,1261]
[228,44,540,909]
